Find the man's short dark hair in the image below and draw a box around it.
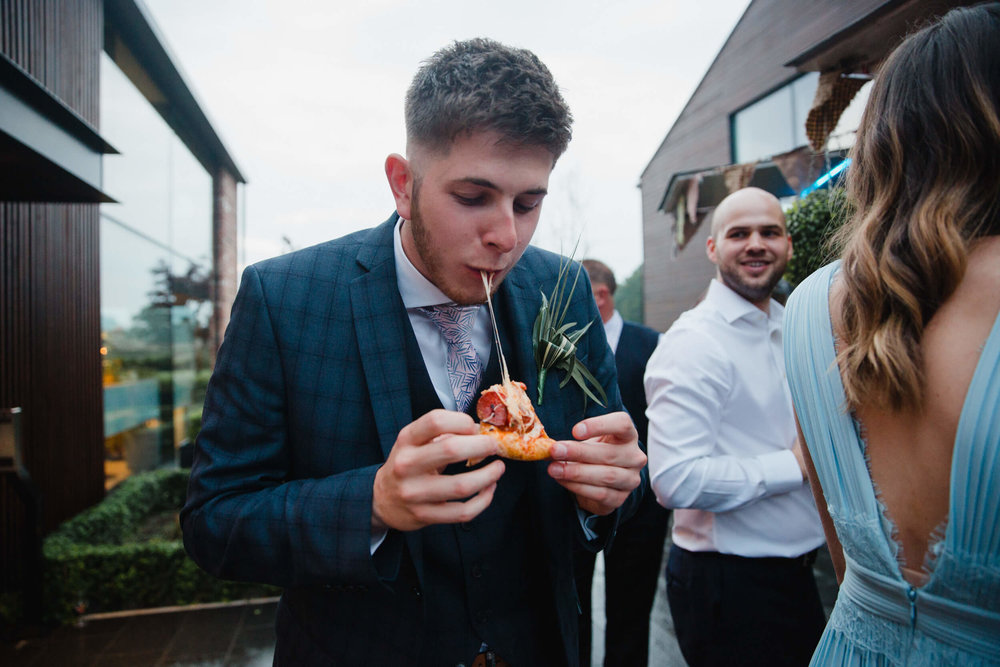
[405,38,573,160]
[582,259,616,295]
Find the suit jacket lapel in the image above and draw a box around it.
[350,215,431,587]
[351,216,414,460]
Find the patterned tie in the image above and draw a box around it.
[420,304,483,412]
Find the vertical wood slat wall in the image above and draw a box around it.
[1,0,105,598]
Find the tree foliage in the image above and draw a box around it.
[617,264,644,324]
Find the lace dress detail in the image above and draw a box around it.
[784,262,1000,666]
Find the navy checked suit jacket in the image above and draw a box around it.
[181,214,637,664]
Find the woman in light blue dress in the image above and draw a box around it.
[784,4,1000,665]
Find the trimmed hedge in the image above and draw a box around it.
[42,468,278,624]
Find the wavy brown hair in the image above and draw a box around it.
[834,2,1000,411]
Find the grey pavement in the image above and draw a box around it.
[587,537,685,667]
[1,600,277,666]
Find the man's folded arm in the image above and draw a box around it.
[645,327,801,513]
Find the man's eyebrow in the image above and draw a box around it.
[726,223,784,232]
[456,177,548,196]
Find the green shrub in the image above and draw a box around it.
[784,187,852,288]
[42,468,278,624]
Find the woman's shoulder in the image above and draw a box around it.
[785,261,841,327]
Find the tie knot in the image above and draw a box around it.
[420,304,479,345]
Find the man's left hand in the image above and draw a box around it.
[547,411,645,516]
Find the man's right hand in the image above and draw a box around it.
[372,410,504,532]
[790,437,808,481]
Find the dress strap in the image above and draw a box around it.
[784,262,882,519]
[841,557,1000,659]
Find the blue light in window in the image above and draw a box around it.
[800,158,852,197]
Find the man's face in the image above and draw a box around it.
[706,194,792,310]
[591,282,614,323]
[394,131,554,304]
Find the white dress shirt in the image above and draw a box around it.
[603,309,624,352]
[643,279,824,558]
[394,219,490,411]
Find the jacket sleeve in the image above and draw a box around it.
[180,264,386,588]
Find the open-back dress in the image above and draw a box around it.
[784,261,1000,666]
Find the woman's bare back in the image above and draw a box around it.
[831,236,1000,586]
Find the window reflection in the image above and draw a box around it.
[100,53,213,489]
[732,72,871,163]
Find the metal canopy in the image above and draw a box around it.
[0,52,117,203]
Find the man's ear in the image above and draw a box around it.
[385,153,413,220]
[706,235,718,264]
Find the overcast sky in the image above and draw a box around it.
[141,0,750,282]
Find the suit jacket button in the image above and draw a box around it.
[471,564,483,579]
[411,586,422,598]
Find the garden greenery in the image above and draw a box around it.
[784,187,852,288]
[41,468,277,624]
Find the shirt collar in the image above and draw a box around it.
[393,217,453,308]
[604,309,624,351]
[705,278,783,326]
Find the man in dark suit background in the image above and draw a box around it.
[575,259,669,667]
[180,39,646,667]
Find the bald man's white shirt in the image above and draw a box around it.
[644,279,824,558]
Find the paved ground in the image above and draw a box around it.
[588,546,686,666]
[2,538,838,666]
[1,600,276,666]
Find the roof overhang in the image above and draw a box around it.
[784,0,977,74]
[0,52,117,203]
[658,147,851,215]
[659,162,795,215]
[104,0,247,184]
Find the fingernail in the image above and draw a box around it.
[574,423,588,439]
[552,443,567,458]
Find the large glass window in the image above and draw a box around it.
[732,73,872,163]
[732,73,817,163]
[100,52,213,488]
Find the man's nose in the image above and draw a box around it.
[745,231,766,251]
[484,205,518,253]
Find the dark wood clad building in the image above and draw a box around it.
[1,0,244,617]
[640,0,976,332]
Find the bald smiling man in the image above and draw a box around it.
[644,188,827,666]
